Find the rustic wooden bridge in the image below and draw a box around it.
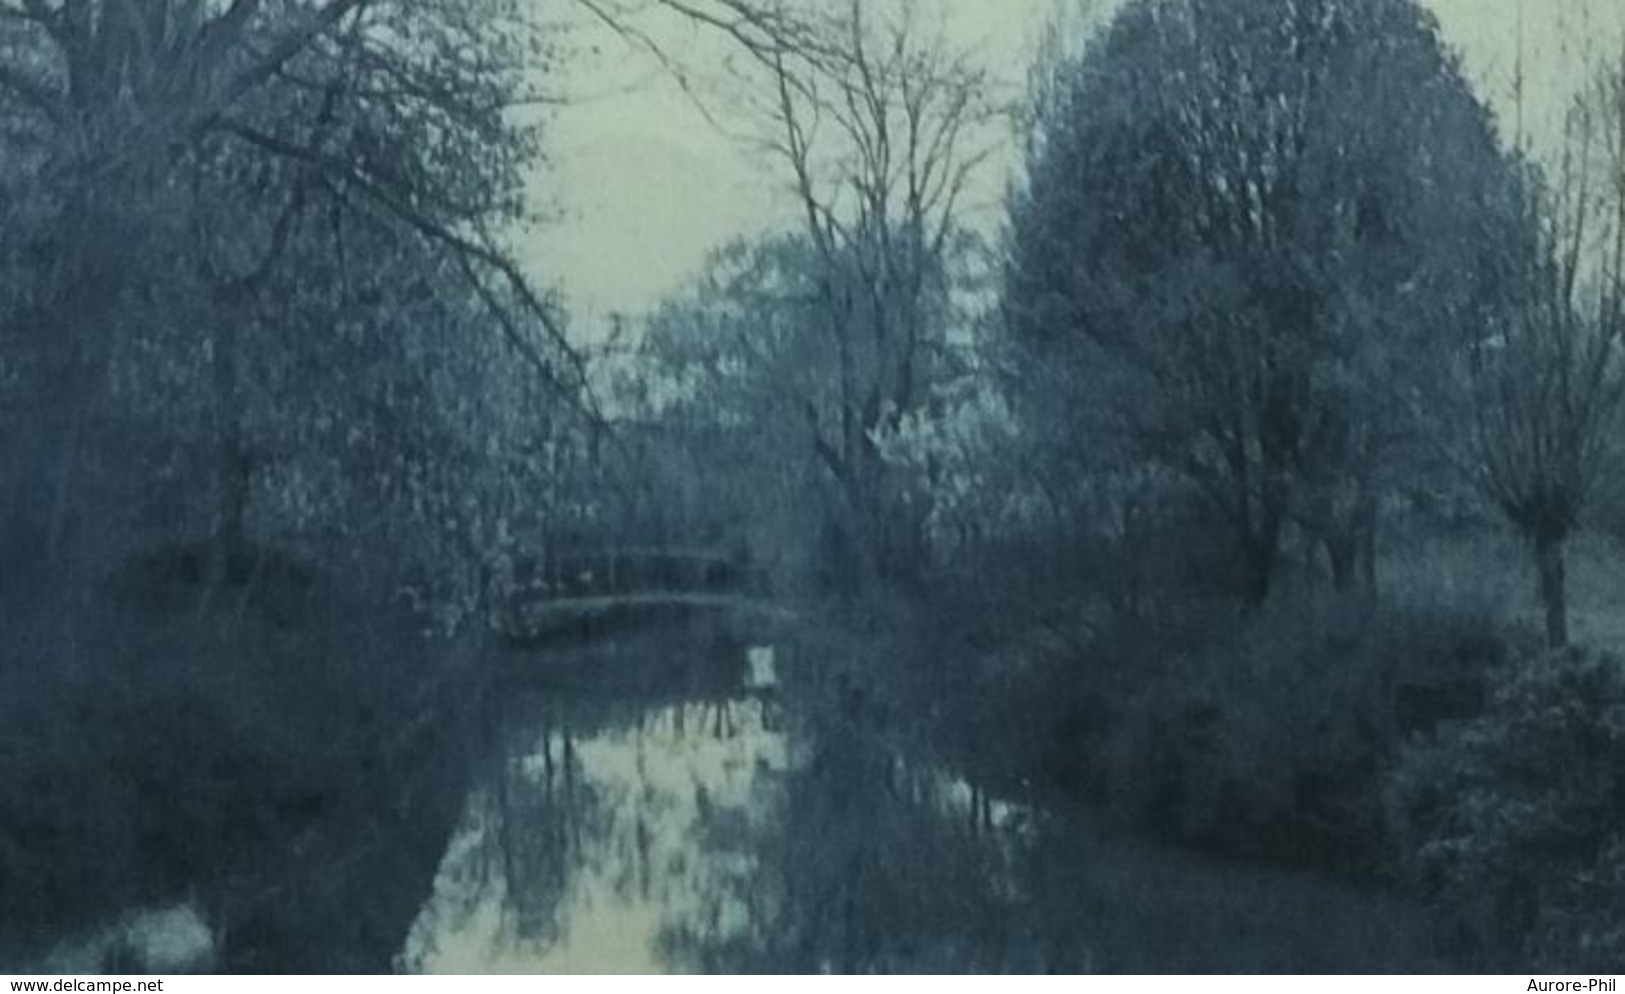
[496,547,787,647]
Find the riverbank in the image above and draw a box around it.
[795,587,1487,968]
[635,609,1459,972]
[400,615,1452,973]
[0,561,489,973]
[823,557,1625,972]
[10,577,1604,973]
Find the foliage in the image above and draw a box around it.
[0,572,473,967]
[1094,598,1478,868]
[0,0,582,641]
[932,577,1510,881]
[0,0,572,966]
[1004,0,1519,602]
[1385,648,1625,970]
[628,225,992,592]
[624,237,845,586]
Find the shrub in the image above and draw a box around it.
[1384,648,1625,970]
[1092,593,1512,874]
[0,545,465,968]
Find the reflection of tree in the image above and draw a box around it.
[410,643,1049,973]
[402,706,604,969]
[657,704,1039,973]
[405,686,773,972]
[597,699,768,912]
[496,717,604,945]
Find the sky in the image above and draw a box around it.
[518,0,1625,340]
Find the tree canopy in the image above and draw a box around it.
[1004,0,1523,601]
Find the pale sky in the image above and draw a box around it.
[519,0,1625,339]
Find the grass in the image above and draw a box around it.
[1382,522,1625,655]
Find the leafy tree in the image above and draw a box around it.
[0,0,584,642]
[624,238,844,587]
[1004,0,1517,603]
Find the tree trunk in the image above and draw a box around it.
[1534,531,1569,649]
[1358,495,1379,596]
[1241,536,1276,605]
[218,441,250,559]
[205,318,249,592]
[1240,501,1283,606]
[1325,531,1358,591]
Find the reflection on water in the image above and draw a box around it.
[400,627,1031,974]
[399,627,1462,974]
[401,691,790,973]
[657,709,1037,974]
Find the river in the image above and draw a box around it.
[397,619,1455,974]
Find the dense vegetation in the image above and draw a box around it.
[614,0,1625,971]
[0,0,584,969]
[4,0,1625,974]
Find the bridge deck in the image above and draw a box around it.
[497,547,783,646]
[501,590,795,648]
[517,592,792,620]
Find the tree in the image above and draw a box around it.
[616,237,849,587]
[560,0,1005,591]
[0,0,586,648]
[739,0,997,587]
[1461,42,1625,649]
[1004,0,1518,604]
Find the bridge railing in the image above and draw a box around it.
[493,547,767,639]
[507,548,753,601]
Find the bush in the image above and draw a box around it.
[1089,593,1511,874]
[1385,648,1625,970]
[0,545,468,968]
